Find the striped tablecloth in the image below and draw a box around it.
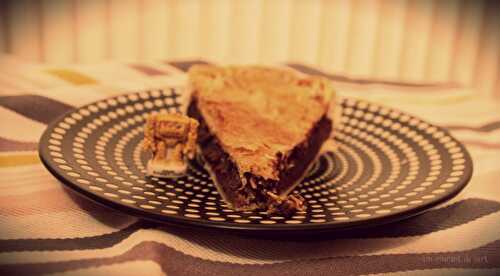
[0,57,499,275]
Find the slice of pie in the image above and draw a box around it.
[187,65,335,215]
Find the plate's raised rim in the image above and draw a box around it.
[38,93,473,234]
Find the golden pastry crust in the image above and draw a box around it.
[188,65,335,180]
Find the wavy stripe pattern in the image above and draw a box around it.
[1,198,499,270]
[287,64,458,89]
[1,239,498,276]
[0,198,496,253]
[166,60,211,72]
[446,121,500,133]
[0,153,40,168]
[0,222,151,253]
[0,59,498,275]
[0,95,73,124]
[0,137,37,152]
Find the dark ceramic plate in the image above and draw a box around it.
[39,87,472,235]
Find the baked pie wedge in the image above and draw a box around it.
[187,65,335,215]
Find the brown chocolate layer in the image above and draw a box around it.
[188,98,332,211]
[276,114,332,194]
[187,99,249,208]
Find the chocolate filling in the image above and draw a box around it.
[188,98,332,214]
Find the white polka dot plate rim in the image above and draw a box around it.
[38,88,473,235]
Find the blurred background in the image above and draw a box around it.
[0,0,498,97]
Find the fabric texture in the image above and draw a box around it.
[0,57,499,276]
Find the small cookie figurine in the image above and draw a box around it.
[143,113,199,178]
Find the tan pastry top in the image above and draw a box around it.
[188,65,335,180]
